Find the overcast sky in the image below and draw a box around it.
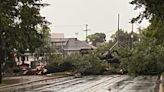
[41,0,149,41]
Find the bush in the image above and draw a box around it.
[48,53,64,65]
[82,54,104,74]
[63,53,105,75]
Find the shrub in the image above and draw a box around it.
[48,53,64,65]
[63,53,105,75]
[82,53,104,74]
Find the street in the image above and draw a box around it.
[0,75,158,92]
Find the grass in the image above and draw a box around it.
[163,84,164,92]
[0,71,72,87]
[46,71,73,77]
[0,79,21,87]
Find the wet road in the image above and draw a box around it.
[1,75,158,92]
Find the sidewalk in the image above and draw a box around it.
[0,72,72,90]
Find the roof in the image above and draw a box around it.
[64,38,97,51]
[51,38,96,51]
[51,38,69,46]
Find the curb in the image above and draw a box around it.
[0,74,70,90]
[159,74,163,92]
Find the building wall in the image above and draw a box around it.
[15,55,35,67]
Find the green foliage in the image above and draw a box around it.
[95,28,164,75]
[96,41,115,54]
[0,0,49,53]
[34,26,54,64]
[129,0,164,75]
[111,29,139,47]
[34,45,64,65]
[48,53,64,65]
[144,19,164,45]
[0,0,49,57]
[131,0,164,44]
[111,29,129,42]
[130,0,164,22]
[0,0,49,82]
[95,30,138,74]
[87,33,106,46]
[123,32,164,75]
[95,29,136,58]
[64,53,89,73]
[64,53,104,75]
[83,53,104,74]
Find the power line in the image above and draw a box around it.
[54,24,85,28]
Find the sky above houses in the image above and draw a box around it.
[41,0,149,41]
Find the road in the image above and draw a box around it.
[0,75,158,92]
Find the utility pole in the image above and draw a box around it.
[84,24,88,43]
[117,14,120,48]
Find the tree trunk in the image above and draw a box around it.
[0,46,2,83]
[0,55,2,84]
[0,35,3,83]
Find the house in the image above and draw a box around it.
[15,33,96,68]
[51,38,96,54]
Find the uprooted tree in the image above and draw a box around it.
[121,0,164,75]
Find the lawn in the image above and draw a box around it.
[0,79,21,87]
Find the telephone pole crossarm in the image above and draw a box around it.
[84,24,89,43]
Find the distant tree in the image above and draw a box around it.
[87,33,106,46]
[96,40,115,54]
[111,29,139,48]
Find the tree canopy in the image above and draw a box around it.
[130,0,164,22]
[0,0,49,83]
[131,0,164,44]
[87,33,106,46]
[111,29,138,47]
[0,0,49,52]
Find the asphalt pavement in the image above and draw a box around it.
[0,75,158,92]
